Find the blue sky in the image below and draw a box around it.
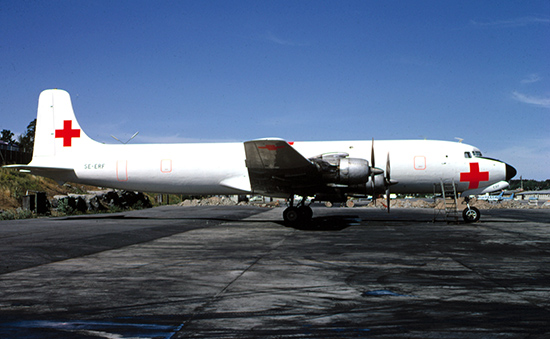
[1,1,549,179]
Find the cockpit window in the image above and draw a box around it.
[472,151,482,157]
[464,152,472,158]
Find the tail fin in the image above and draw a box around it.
[32,89,98,162]
[3,89,100,182]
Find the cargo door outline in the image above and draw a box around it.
[117,160,128,181]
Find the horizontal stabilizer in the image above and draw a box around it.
[3,164,77,185]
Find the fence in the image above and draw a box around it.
[0,144,32,165]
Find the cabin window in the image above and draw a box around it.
[464,152,472,158]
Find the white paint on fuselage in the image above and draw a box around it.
[66,142,248,194]
[65,139,506,196]
[291,140,505,194]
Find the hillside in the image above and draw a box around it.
[0,168,99,211]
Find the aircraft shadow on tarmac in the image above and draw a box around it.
[280,215,362,231]
[58,211,464,231]
[59,213,362,231]
[57,206,474,231]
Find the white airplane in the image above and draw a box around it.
[478,191,516,203]
[5,89,516,223]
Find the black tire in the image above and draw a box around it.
[463,206,481,223]
[298,206,313,221]
[283,207,300,223]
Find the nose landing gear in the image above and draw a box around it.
[462,197,481,223]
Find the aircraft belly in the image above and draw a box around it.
[74,167,247,195]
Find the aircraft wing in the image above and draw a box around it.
[244,139,321,197]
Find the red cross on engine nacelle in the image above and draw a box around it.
[55,120,81,147]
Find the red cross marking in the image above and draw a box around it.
[258,144,285,151]
[55,120,81,147]
[460,162,489,189]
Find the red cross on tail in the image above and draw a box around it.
[460,162,489,189]
[55,120,81,147]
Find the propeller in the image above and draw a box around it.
[385,152,391,213]
[371,138,376,198]
[368,140,398,212]
[383,152,400,213]
[369,138,384,205]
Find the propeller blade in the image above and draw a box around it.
[371,138,375,168]
[369,139,388,206]
[370,138,375,198]
[386,152,391,213]
[386,187,391,213]
[386,152,391,182]
[369,140,384,177]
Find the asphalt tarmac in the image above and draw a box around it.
[0,205,549,338]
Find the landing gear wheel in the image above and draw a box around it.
[463,206,480,223]
[283,206,313,224]
[283,207,300,223]
[298,205,313,221]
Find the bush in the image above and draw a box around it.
[0,208,35,220]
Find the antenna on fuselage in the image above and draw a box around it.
[111,131,139,144]
[454,137,464,143]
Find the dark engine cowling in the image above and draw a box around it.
[337,158,370,185]
[310,153,371,186]
[313,156,370,185]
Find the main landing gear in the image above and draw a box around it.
[462,197,481,223]
[283,196,313,223]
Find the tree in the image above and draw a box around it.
[1,129,15,144]
[17,119,36,153]
[509,179,550,191]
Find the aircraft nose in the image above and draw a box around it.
[505,163,517,181]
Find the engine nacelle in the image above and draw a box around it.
[335,158,370,185]
[310,154,371,186]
